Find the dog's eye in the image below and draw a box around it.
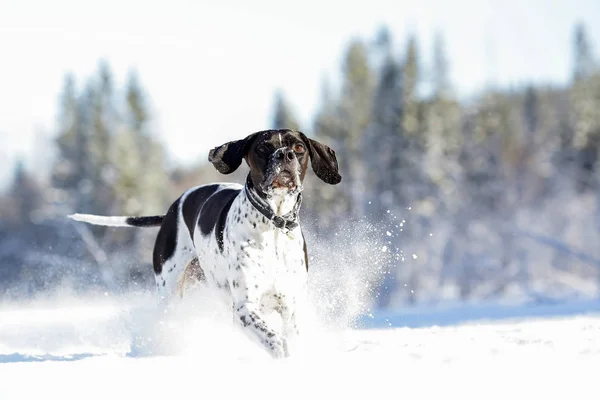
[256,145,269,155]
[293,143,305,153]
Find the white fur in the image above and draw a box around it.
[67,213,132,227]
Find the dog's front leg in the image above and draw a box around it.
[280,291,309,357]
[233,300,286,358]
[230,268,286,358]
[280,306,299,356]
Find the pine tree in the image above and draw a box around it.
[424,33,462,215]
[386,35,427,215]
[126,71,148,134]
[573,22,596,81]
[51,73,93,212]
[272,90,300,131]
[10,159,42,225]
[87,61,118,215]
[308,77,344,231]
[116,70,169,215]
[402,36,420,139]
[365,31,404,307]
[394,35,428,304]
[309,41,374,228]
[523,86,539,136]
[432,32,450,100]
[569,23,600,191]
[335,39,375,218]
[367,33,402,217]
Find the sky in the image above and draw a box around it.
[1,0,599,190]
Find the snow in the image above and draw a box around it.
[1,290,599,400]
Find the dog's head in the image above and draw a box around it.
[208,129,341,197]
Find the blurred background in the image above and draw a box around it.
[2,0,600,321]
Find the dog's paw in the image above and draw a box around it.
[283,337,301,358]
[266,337,287,359]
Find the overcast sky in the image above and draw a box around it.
[1,0,599,189]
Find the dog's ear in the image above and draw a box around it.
[208,133,258,174]
[299,132,342,185]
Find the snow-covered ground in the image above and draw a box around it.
[1,290,599,400]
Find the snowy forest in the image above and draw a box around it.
[2,22,600,311]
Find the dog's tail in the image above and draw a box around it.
[67,213,164,228]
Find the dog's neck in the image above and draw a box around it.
[244,174,302,235]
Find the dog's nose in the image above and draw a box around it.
[276,148,296,163]
[284,148,295,162]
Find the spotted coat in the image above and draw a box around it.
[154,182,308,358]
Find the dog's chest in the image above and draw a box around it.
[235,226,305,283]
[195,193,307,290]
[262,230,303,280]
[233,204,305,280]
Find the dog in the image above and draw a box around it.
[68,129,341,358]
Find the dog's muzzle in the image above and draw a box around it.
[261,148,302,194]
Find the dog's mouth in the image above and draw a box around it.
[273,170,296,190]
[260,165,302,195]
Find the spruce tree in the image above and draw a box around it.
[569,23,599,191]
[51,73,93,212]
[10,160,42,225]
[272,90,300,131]
[336,39,375,218]
[367,35,402,217]
[87,61,117,215]
[120,70,168,215]
[573,22,596,81]
[424,32,462,215]
[432,32,450,100]
[401,36,420,139]
[308,77,344,231]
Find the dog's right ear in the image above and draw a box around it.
[208,133,258,174]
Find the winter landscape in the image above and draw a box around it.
[2,1,600,399]
[2,287,600,399]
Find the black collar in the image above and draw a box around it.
[244,175,302,236]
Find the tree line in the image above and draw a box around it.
[1,23,600,310]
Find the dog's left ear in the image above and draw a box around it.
[208,133,258,174]
[299,132,342,185]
